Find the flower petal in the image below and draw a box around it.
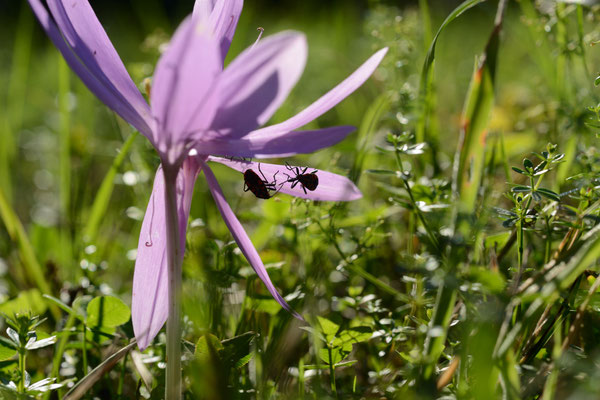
[28,0,154,139]
[200,162,303,319]
[193,0,243,61]
[196,125,355,158]
[246,48,388,139]
[211,32,307,136]
[132,159,200,350]
[151,16,222,164]
[192,0,214,21]
[208,157,362,201]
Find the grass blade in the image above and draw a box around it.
[0,188,59,319]
[350,94,390,183]
[82,132,138,244]
[415,0,487,144]
[63,341,137,400]
[423,0,507,382]
[452,18,502,215]
[0,2,34,203]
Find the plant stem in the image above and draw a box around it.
[117,352,127,399]
[298,359,305,398]
[18,349,26,393]
[164,165,183,400]
[394,150,439,251]
[47,312,76,400]
[82,323,88,376]
[327,346,338,399]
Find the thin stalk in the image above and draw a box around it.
[58,56,71,222]
[164,165,183,400]
[18,349,26,393]
[298,359,305,398]
[395,151,439,251]
[544,216,552,264]
[58,55,72,271]
[576,5,593,85]
[327,347,338,399]
[117,352,128,399]
[47,312,76,400]
[517,216,524,277]
[82,323,88,376]
[517,173,545,276]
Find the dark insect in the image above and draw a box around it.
[243,164,279,199]
[284,163,319,194]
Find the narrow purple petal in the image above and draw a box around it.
[208,157,362,201]
[192,0,215,21]
[193,0,243,61]
[211,32,307,135]
[28,0,154,140]
[246,48,388,139]
[200,162,303,320]
[151,17,222,164]
[46,0,151,122]
[196,126,355,158]
[132,159,200,350]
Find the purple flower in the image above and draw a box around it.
[28,0,387,350]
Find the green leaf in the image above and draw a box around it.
[221,332,255,369]
[511,186,531,193]
[42,295,84,322]
[317,316,340,341]
[247,298,281,315]
[536,188,560,202]
[334,326,372,346]
[195,334,223,360]
[0,386,35,400]
[85,326,116,344]
[366,169,398,176]
[469,267,506,294]
[0,340,16,361]
[319,346,351,365]
[86,296,130,328]
[0,289,47,317]
[303,360,358,370]
[484,231,511,249]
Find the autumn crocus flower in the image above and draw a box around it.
[28,0,386,395]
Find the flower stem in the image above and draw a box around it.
[163,165,182,400]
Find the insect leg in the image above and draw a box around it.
[258,163,269,182]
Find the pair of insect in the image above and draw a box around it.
[243,163,319,200]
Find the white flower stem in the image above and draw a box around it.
[163,165,182,400]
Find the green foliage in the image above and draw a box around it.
[85,296,130,328]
